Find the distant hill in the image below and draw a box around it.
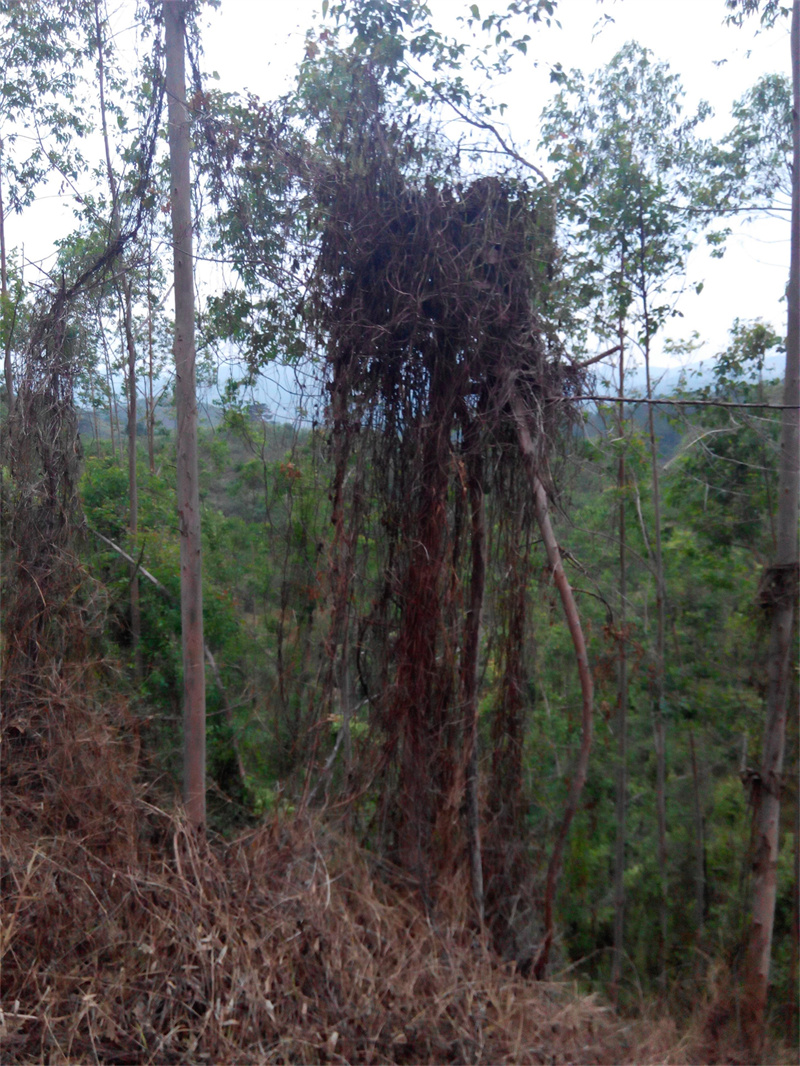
[620,352,785,397]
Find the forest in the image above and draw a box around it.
[0,0,797,1063]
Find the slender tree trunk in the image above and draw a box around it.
[508,383,594,979]
[89,365,100,456]
[310,370,356,807]
[121,276,141,679]
[611,290,628,998]
[0,137,13,413]
[147,249,156,474]
[164,0,206,830]
[742,2,800,1052]
[112,351,122,455]
[639,234,669,993]
[652,709,668,985]
[101,327,117,462]
[462,443,486,927]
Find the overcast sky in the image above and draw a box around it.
[197,0,793,370]
[7,0,793,376]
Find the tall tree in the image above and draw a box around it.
[198,0,593,918]
[92,0,143,675]
[1,136,12,411]
[163,0,206,830]
[722,1,799,1051]
[0,0,96,411]
[541,43,711,987]
[611,251,629,997]
[751,11,796,1060]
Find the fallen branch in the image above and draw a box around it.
[507,384,594,980]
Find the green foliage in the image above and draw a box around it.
[530,317,790,1004]
[668,320,782,553]
[0,0,95,209]
[81,456,130,538]
[724,0,791,28]
[705,73,792,217]
[541,42,711,348]
[79,415,331,828]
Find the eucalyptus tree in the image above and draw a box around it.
[541,42,713,990]
[709,73,792,217]
[722,1,800,1053]
[163,0,206,831]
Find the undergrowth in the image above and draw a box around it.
[3,660,785,1065]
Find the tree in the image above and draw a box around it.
[541,42,711,989]
[742,3,799,1053]
[718,1,800,1052]
[92,0,144,675]
[0,0,96,411]
[195,0,597,931]
[163,0,206,830]
[611,252,628,999]
[670,320,783,557]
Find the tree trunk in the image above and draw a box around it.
[508,383,594,979]
[640,233,669,993]
[121,276,142,679]
[90,526,247,800]
[164,0,206,831]
[101,326,117,462]
[790,783,799,1048]
[462,443,486,927]
[309,368,356,809]
[742,1,800,1052]
[89,364,100,456]
[611,296,628,999]
[0,136,13,413]
[147,249,156,474]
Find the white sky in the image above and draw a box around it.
[7,0,794,375]
[197,0,794,370]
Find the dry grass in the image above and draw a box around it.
[1,668,789,1065]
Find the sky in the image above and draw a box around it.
[196,0,794,373]
[5,0,794,384]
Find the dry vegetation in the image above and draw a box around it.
[1,662,688,1066]
[4,651,788,1065]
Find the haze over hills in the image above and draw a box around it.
[77,350,788,449]
[599,352,786,397]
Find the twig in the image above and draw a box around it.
[409,66,553,188]
[571,344,621,370]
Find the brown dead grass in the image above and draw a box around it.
[0,665,787,1065]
